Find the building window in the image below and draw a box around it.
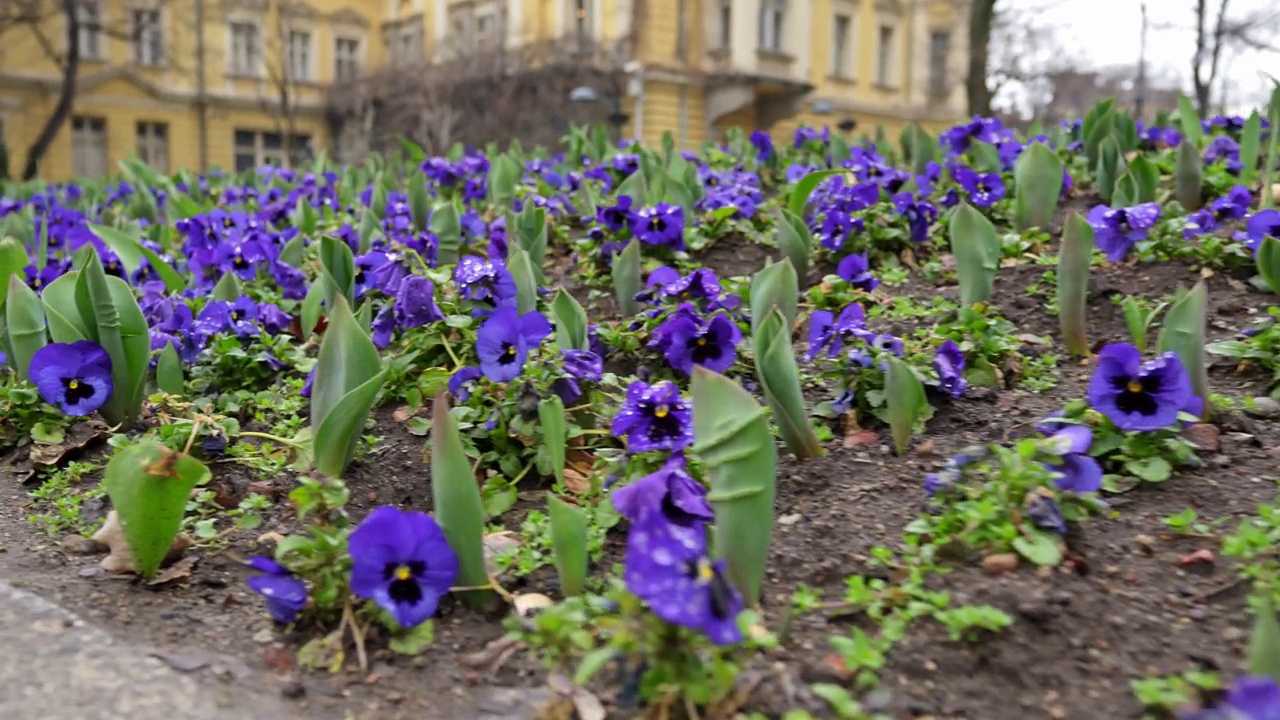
[335,37,360,80]
[758,0,784,52]
[832,13,851,78]
[475,7,501,50]
[876,24,896,86]
[716,0,731,50]
[136,122,168,172]
[233,129,311,172]
[131,9,163,66]
[72,116,107,178]
[76,1,103,59]
[571,0,591,50]
[929,31,951,99]
[229,22,261,75]
[448,5,471,54]
[389,22,421,65]
[287,30,312,80]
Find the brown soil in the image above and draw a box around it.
[1,234,1278,720]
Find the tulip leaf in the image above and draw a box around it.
[1257,237,1280,295]
[278,234,306,268]
[1248,600,1280,682]
[103,441,210,577]
[290,196,317,237]
[1176,96,1203,148]
[431,200,462,266]
[212,271,241,302]
[1157,282,1210,419]
[616,169,648,207]
[156,342,184,396]
[311,294,386,477]
[40,271,91,342]
[753,309,824,459]
[5,275,47,381]
[505,245,538,315]
[885,356,927,455]
[909,125,939,176]
[488,154,521,214]
[1176,137,1204,211]
[547,495,588,597]
[87,223,186,294]
[1264,85,1280,210]
[551,289,588,352]
[430,391,494,609]
[613,238,643,318]
[1128,155,1160,203]
[1095,137,1123,203]
[512,202,548,280]
[319,236,355,306]
[1111,171,1138,210]
[76,249,148,426]
[370,182,389,219]
[692,367,776,606]
[789,170,841,218]
[948,201,1001,306]
[775,209,812,284]
[1057,212,1094,357]
[1240,111,1263,186]
[358,208,379,253]
[539,395,566,485]
[749,258,798,337]
[970,140,1002,174]
[1013,141,1064,231]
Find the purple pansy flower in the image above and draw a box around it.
[1180,676,1280,720]
[836,252,880,292]
[623,517,743,646]
[598,195,636,231]
[892,192,938,242]
[347,506,459,629]
[611,454,714,528]
[1087,343,1198,431]
[631,204,685,249]
[448,366,484,402]
[933,340,967,399]
[246,557,308,624]
[29,341,114,416]
[1242,209,1280,254]
[1041,425,1103,493]
[394,275,444,328]
[659,312,741,374]
[475,308,552,382]
[1086,203,1161,261]
[952,165,1006,207]
[807,304,868,361]
[611,380,693,453]
[455,256,517,315]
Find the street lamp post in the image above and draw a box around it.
[569,86,629,144]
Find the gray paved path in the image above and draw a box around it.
[0,580,293,720]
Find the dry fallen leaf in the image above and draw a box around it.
[1178,548,1215,566]
[482,531,520,575]
[562,466,591,494]
[146,556,198,587]
[1180,423,1221,453]
[513,592,554,618]
[843,428,880,448]
[981,553,1020,575]
[6,420,111,484]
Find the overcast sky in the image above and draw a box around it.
[997,0,1278,115]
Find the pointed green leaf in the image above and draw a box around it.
[1128,155,1160,203]
[1248,600,1280,682]
[1057,212,1094,357]
[1258,236,1280,295]
[613,238,642,318]
[1157,282,1210,419]
[788,170,841,218]
[775,209,812,283]
[430,391,494,609]
[754,309,824,459]
[156,342,184,396]
[103,441,210,577]
[1240,111,1263,186]
[692,367,776,606]
[749,258,798,337]
[1176,96,1203,148]
[1095,137,1124,203]
[1111,171,1138,209]
[949,202,1001,306]
[431,200,462,266]
[885,356,926,455]
[547,495,588,597]
[1176,137,1204,211]
[311,294,385,477]
[1013,141,1064,231]
[40,271,91,342]
[88,223,186,294]
[212,271,241,302]
[539,395,566,485]
[5,275,47,380]
[301,280,325,338]
[616,169,647,206]
[278,233,306,268]
[319,236,355,306]
[488,154,521,214]
[505,245,538,315]
[551,289,588,351]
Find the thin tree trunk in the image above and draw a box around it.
[966,0,997,117]
[23,0,80,180]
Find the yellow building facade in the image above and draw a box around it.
[0,0,969,180]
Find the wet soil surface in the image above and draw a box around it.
[1,243,1278,720]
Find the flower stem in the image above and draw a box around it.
[239,430,305,450]
[440,333,463,370]
[343,599,369,674]
[182,421,204,456]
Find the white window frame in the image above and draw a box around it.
[76,0,104,60]
[136,121,169,172]
[131,7,164,66]
[228,20,262,76]
[72,116,108,178]
[875,23,896,87]
[758,0,785,52]
[832,13,852,79]
[334,36,361,81]
[286,28,314,81]
[233,129,312,171]
[388,20,422,66]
